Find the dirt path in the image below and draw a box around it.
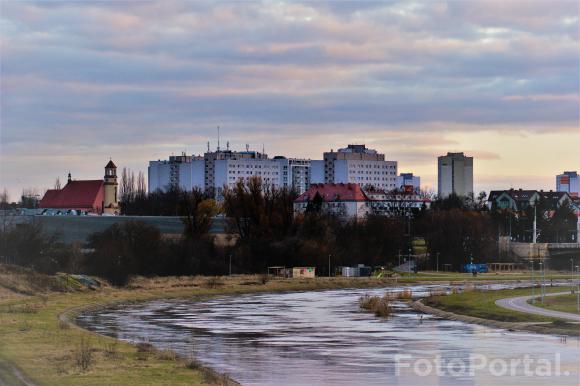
[0,358,36,386]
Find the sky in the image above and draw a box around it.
[1,0,579,200]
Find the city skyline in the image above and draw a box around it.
[1,1,579,199]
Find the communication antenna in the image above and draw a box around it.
[262,143,265,155]
[246,144,249,151]
[227,141,230,150]
[217,126,220,151]
[207,141,210,152]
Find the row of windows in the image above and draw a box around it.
[349,171,396,176]
[228,171,279,176]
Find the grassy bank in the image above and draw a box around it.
[0,266,401,386]
[532,292,580,314]
[423,285,580,336]
[424,286,574,323]
[397,271,578,283]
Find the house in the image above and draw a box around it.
[487,189,572,212]
[39,161,119,215]
[293,183,372,219]
[366,186,431,216]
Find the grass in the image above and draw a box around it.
[359,294,392,317]
[532,292,580,314]
[1,265,576,385]
[424,286,574,323]
[397,270,578,282]
[0,265,404,386]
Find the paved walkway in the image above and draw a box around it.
[496,291,580,322]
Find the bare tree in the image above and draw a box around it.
[54,177,61,190]
[0,188,9,208]
[136,171,146,198]
[120,167,135,203]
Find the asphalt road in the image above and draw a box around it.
[496,291,580,322]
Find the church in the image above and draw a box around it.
[39,160,120,215]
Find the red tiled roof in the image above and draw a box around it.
[40,180,104,210]
[295,183,369,203]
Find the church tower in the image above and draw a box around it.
[103,160,119,215]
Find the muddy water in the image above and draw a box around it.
[77,284,580,385]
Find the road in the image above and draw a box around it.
[496,291,580,322]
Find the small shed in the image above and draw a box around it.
[292,267,316,278]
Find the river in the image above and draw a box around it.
[77,283,580,385]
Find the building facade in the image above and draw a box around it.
[293,183,372,219]
[322,144,398,191]
[556,171,579,198]
[437,152,473,198]
[396,173,420,192]
[39,160,119,215]
[148,148,312,196]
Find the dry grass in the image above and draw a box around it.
[74,338,93,371]
[155,349,177,361]
[359,294,392,317]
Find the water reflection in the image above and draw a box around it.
[77,284,580,385]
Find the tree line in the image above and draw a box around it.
[2,176,576,285]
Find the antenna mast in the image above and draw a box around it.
[217,126,220,151]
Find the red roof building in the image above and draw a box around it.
[40,180,105,214]
[294,183,371,219]
[39,160,119,215]
[295,183,369,203]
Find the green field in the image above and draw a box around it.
[424,286,574,323]
[532,292,580,314]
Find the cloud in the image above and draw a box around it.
[0,0,578,198]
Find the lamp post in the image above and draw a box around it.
[328,254,331,278]
[437,252,440,273]
[571,258,574,277]
[229,254,232,276]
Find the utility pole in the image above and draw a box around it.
[328,254,331,278]
[229,254,232,276]
[436,252,440,273]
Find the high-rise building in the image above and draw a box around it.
[556,171,579,198]
[437,152,473,198]
[322,144,398,190]
[148,153,204,193]
[148,148,312,196]
[396,173,420,192]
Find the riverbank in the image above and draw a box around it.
[532,292,579,314]
[418,286,580,336]
[0,266,403,386]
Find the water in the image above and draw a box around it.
[77,284,580,385]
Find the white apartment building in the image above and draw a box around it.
[215,157,283,193]
[148,154,204,192]
[437,152,473,198]
[322,144,398,190]
[148,148,312,196]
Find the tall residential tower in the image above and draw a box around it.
[437,152,473,198]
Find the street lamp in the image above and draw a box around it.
[328,254,331,278]
[436,252,440,273]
